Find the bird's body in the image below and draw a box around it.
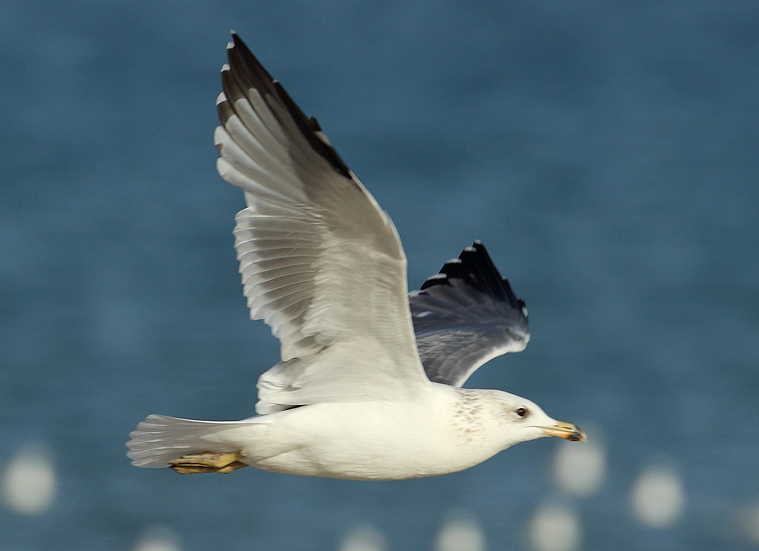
[126,33,585,480]
[136,386,557,481]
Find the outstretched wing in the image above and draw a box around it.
[409,241,529,387]
[215,33,429,413]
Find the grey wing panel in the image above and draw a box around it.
[409,241,530,387]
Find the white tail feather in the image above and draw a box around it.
[127,414,257,468]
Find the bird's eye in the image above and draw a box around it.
[516,407,528,418]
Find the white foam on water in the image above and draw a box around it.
[630,464,685,528]
[1,443,57,515]
[527,500,581,551]
[434,510,487,551]
[553,425,606,496]
[338,524,388,551]
[730,501,759,544]
[132,525,181,551]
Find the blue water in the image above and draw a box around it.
[1,1,758,549]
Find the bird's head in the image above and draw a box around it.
[491,391,586,448]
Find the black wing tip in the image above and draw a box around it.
[225,33,276,89]
[309,116,322,132]
[230,32,263,72]
[221,32,352,179]
[420,241,495,290]
[230,31,246,50]
[418,241,526,310]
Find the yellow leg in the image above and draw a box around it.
[169,451,247,474]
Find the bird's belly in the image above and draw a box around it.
[239,400,500,480]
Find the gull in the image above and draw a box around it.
[126,33,585,481]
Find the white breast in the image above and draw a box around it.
[237,385,508,480]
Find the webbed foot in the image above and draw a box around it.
[169,451,247,474]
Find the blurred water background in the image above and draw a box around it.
[1,1,758,550]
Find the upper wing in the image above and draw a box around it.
[215,33,429,413]
[409,241,530,387]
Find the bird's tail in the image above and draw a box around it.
[126,414,260,468]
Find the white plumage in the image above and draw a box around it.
[126,33,584,480]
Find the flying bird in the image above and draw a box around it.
[127,33,585,481]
